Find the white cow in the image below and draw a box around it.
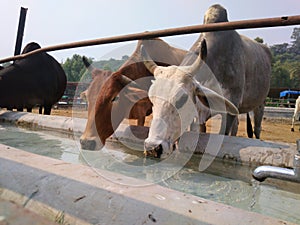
[141,40,239,158]
[291,96,300,132]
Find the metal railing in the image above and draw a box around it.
[0,15,300,64]
[266,98,297,108]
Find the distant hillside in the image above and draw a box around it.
[93,56,129,72]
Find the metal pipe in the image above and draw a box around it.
[1,15,300,64]
[252,139,300,183]
[252,165,297,182]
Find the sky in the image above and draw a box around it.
[0,0,300,62]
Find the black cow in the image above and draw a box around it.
[0,42,67,115]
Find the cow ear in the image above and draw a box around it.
[194,83,238,115]
[82,56,97,79]
[200,39,207,61]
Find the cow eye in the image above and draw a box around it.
[175,93,188,109]
[111,95,119,102]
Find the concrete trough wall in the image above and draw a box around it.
[0,109,297,168]
[0,145,294,225]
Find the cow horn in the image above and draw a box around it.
[119,75,140,88]
[141,46,157,74]
[195,83,239,115]
[82,56,92,69]
[188,39,207,76]
[119,75,134,85]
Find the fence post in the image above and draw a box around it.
[14,7,28,56]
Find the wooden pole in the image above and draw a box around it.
[1,14,300,64]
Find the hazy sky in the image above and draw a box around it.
[1,0,300,62]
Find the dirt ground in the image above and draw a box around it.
[44,107,300,144]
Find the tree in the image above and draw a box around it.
[287,61,300,89]
[103,63,112,71]
[271,61,291,88]
[270,43,289,56]
[269,27,300,89]
[122,55,129,61]
[254,37,264,43]
[61,54,128,82]
[62,54,89,82]
[290,27,300,56]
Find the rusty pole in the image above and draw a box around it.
[1,15,300,64]
[14,7,28,56]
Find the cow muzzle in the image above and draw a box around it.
[144,143,163,158]
[144,140,176,159]
[80,138,97,150]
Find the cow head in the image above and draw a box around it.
[142,39,239,158]
[203,4,228,24]
[79,64,112,150]
[88,39,187,150]
[94,72,152,145]
[21,42,41,54]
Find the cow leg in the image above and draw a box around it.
[17,107,23,112]
[219,114,226,135]
[246,113,254,138]
[200,123,206,133]
[291,113,296,132]
[39,106,43,114]
[230,116,239,136]
[291,113,300,132]
[137,116,145,126]
[220,114,235,135]
[189,117,202,132]
[44,105,52,115]
[253,104,265,139]
[27,107,32,113]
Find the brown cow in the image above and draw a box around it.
[79,57,112,150]
[80,57,153,150]
[80,56,155,150]
[82,38,187,150]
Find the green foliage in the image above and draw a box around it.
[270,61,290,87]
[290,27,300,56]
[270,27,300,89]
[93,58,126,72]
[61,55,127,82]
[62,54,87,82]
[254,37,264,43]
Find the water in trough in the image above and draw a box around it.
[0,123,300,224]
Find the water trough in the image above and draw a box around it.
[0,110,299,224]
